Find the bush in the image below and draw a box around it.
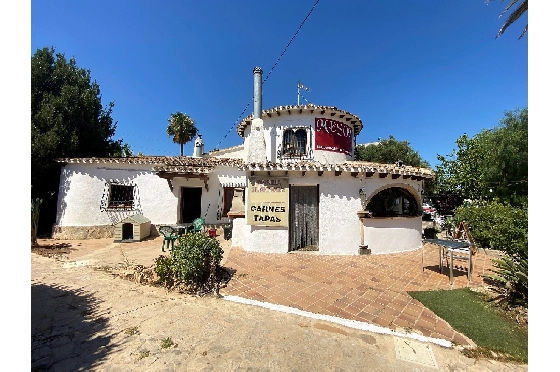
[452,199,528,308]
[154,232,223,294]
[484,240,528,308]
[453,199,527,254]
[154,255,175,288]
[423,227,440,239]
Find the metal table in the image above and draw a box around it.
[169,223,192,236]
[422,239,472,284]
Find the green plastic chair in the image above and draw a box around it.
[186,218,205,233]
[159,225,178,252]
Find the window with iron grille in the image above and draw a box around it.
[108,184,135,210]
[282,128,308,158]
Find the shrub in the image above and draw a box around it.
[452,199,528,308]
[154,255,175,288]
[453,199,527,254]
[484,240,528,307]
[423,227,440,239]
[154,232,223,294]
[441,215,457,238]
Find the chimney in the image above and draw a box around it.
[245,66,267,163]
[253,66,262,119]
[193,134,204,157]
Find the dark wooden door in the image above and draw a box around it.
[181,187,202,223]
[289,185,319,251]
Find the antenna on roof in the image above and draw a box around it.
[297,80,311,105]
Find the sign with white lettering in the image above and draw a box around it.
[314,117,353,156]
[247,177,289,226]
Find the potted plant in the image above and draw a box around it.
[423,227,440,239]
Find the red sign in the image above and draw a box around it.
[314,118,353,155]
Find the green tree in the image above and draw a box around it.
[113,143,133,157]
[32,46,129,233]
[434,107,528,206]
[355,135,430,168]
[487,0,528,39]
[166,112,198,156]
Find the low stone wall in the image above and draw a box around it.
[51,224,231,240]
[51,225,116,240]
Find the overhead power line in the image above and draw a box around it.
[213,0,321,151]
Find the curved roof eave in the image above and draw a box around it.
[236,104,363,137]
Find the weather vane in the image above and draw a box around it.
[297,80,311,105]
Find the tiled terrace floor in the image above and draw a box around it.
[220,243,500,346]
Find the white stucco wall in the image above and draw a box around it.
[243,112,355,164]
[56,163,177,226]
[245,226,289,254]
[209,145,245,159]
[362,216,423,254]
[235,172,424,255]
[231,217,246,248]
[57,161,425,253]
[56,163,248,228]
[231,218,289,254]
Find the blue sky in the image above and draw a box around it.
[30,0,527,167]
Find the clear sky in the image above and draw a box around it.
[29,0,528,168]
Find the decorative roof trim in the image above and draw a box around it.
[56,156,434,179]
[56,156,245,168]
[240,160,435,180]
[236,104,363,137]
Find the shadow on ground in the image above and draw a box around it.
[31,283,123,371]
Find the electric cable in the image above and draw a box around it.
[213,0,321,151]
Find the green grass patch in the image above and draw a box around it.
[409,288,527,363]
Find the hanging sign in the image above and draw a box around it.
[247,177,289,226]
[314,117,353,155]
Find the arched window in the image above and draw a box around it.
[282,128,308,158]
[366,187,420,217]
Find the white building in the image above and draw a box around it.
[53,67,435,255]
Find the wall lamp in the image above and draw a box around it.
[359,188,367,210]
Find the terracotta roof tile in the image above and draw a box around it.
[56,156,434,179]
[237,104,363,137]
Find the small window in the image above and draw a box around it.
[108,184,134,210]
[282,128,307,158]
[366,187,419,217]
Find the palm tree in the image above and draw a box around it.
[166,112,198,156]
[488,0,528,39]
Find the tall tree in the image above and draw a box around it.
[355,135,430,168]
[434,107,528,206]
[32,46,129,233]
[488,0,528,39]
[166,112,198,156]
